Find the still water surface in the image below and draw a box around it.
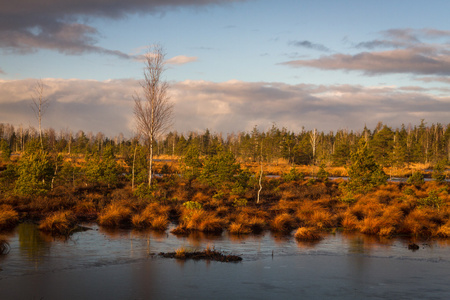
[1,223,450,299]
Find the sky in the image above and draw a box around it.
[1,0,450,137]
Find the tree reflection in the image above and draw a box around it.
[18,222,51,264]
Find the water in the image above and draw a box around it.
[1,223,450,299]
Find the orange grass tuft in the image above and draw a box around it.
[271,213,296,233]
[228,222,252,235]
[294,227,322,241]
[39,211,77,235]
[98,203,132,227]
[341,212,359,230]
[0,205,19,230]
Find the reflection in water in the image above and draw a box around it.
[18,222,51,264]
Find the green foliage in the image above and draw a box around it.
[417,190,444,210]
[343,140,387,194]
[180,144,202,180]
[183,201,203,210]
[339,191,357,205]
[0,139,11,162]
[200,149,241,188]
[432,160,447,183]
[84,145,121,187]
[233,198,248,207]
[0,163,17,193]
[282,167,304,182]
[133,182,156,200]
[407,171,424,185]
[316,163,329,181]
[14,141,54,195]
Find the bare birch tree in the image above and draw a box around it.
[134,45,174,187]
[31,79,50,150]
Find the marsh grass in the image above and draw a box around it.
[294,227,323,241]
[132,203,170,230]
[0,205,19,230]
[98,203,132,227]
[39,211,77,236]
[271,213,296,233]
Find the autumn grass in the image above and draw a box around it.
[271,213,296,233]
[98,203,132,227]
[294,227,323,241]
[131,202,170,230]
[39,211,77,236]
[0,205,19,230]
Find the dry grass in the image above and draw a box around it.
[271,213,296,233]
[73,201,98,220]
[308,210,335,229]
[399,208,438,237]
[341,212,359,230]
[39,211,76,236]
[98,203,132,227]
[228,222,252,235]
[294,227,322,241]
[132,203,170,230]
[0,205,19,230]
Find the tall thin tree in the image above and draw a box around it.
[31,79,50,150]
[134,45,174,187]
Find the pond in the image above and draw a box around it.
[1,223,450,299]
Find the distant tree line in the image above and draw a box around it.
[1,119,450,168]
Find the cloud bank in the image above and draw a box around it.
[0,0,243,57]
[1,78,449,137]
[283,28,450,76]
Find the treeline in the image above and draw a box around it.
[1,120,450,168]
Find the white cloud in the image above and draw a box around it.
[166,55,198,65]
[1,78,449,137]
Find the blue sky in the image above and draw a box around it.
[1,0,450,137]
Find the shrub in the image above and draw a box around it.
[407,171,424,185]
[282,167,304,182]
[183,201,203,210]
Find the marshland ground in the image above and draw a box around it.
[1,121,450,242]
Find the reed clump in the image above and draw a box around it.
[0,205,19,230]
[98,203,132,227]
[294,227,323,241]
[271,213,296,233]
[131,203,170,230]
[39,211,77,236]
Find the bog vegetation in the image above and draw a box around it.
[1,120,450,239]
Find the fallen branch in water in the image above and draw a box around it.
[0,238,10,255]
[159,247,242,262]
